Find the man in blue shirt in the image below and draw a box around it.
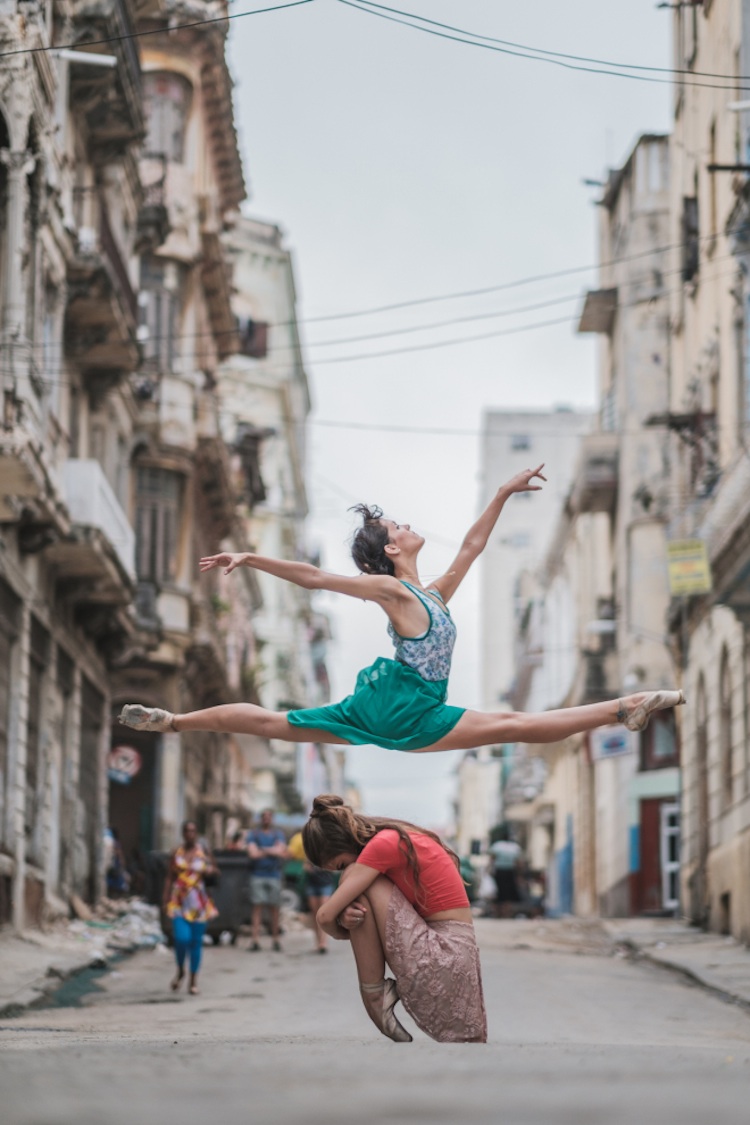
[246,808,288,952]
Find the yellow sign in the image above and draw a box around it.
[667,539,712,596]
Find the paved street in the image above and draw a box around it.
[1,920,749,1125]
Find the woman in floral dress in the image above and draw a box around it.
[163,820,218,995]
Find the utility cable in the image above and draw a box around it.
[353,0,750,83]
[338,0,748,93]
[0,0,316,60]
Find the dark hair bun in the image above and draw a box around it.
[349,503,395,577]
[311,794,345,815]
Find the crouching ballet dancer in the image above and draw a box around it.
[119,464,684,752]
[302,793,486,1043]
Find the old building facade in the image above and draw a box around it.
[505,135,681,918]
[0,2,335,929]
[664,0,750,942]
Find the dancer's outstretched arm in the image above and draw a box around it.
[199,551,407,606]
[430,464,547,603]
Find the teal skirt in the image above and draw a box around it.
[286,657,465,752]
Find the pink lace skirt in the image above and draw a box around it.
[384,887,487,1043]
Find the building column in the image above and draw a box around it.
[0,148,36,340]
[157,732,183,850]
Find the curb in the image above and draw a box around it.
[619,938,750,1015]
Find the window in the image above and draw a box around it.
[0,580,21,849]
[508,531,531,548]
[681,196,699,282]
[640,710,678,771]
[139,258,180,374]
[720,648,733,808]
[511,434,531,451]
[135,466,182,583]
[143,72,192,163]
[237,317,269,360]
[709,120,717,244]
[25,617,49,865]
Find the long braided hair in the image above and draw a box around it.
[302,794,460,903]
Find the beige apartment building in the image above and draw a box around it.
[507,135,681,918]
[663,1,750,942]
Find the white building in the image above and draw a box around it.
[480,408,592,708]
[219,217,342,811]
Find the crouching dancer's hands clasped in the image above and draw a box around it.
[337,898,368,930]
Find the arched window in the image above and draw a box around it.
[143,72,192,163]
[719,648,733,808]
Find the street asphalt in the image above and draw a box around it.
[1,919,749,1125]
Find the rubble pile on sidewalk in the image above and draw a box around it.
[67,897,166,965]
[0,898,167,1017]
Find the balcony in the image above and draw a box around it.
[69,0,143,159]
[66,191,140,378]
[0,425,67,528]
[201,230,236,359]
[45,460,135,606]
[569,432,619,515]
[136,154,170,253]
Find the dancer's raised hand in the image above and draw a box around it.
[199,552,250,575]
[503,464,547,494]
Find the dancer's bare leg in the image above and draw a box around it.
[346,875,395,980]
[120,701,350,744]
[418,692,678,754]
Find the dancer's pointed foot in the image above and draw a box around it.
[360,978,413,1043]
[618,690,686,732]
[119,704,176,732]
[170,968,184,992]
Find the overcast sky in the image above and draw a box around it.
[228,0,672,826]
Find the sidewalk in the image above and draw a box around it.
[0,900,165,1018]
[602,917,750,1009]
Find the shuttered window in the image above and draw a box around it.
[135,466,182,583]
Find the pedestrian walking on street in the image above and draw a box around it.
[163,820,218,995]
[304,860,335,954]
[246,809,287,952]
[489,829,524,919]
[120,467,685,751]
[302,794,488,1044]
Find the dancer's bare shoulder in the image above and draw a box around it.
[316,571,407,605]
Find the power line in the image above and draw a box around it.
[296,236,714,325]
[0,0,316,61]
[9,254,738,377]
[309,314,575,363]
[338,0,748,93]
[352,0,750,83]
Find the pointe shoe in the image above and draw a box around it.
[119,704,176,733]
[620,690,686,732]
[360,978,413,1043]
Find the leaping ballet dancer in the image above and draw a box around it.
[119,465,685,748]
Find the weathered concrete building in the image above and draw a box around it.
[507,135,681,918]
[0,0,153,925]
[0,1,328,929]
[664,0,750,942]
